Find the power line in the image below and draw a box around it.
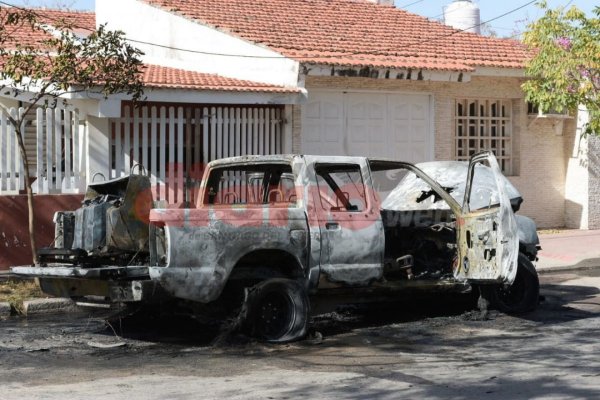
[429,0,536,22]
[505,0,576,40]
[448,0,536,32]
[0,0,534,61]
[397,0,425,9]
[373,0,536,54]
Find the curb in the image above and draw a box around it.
[0,271,18,283]
[21,298,79,316]
[0,302,11,318]
[537,263,600,275]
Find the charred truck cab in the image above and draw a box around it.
[12,152,540,342]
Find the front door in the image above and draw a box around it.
[455,152,519,284]
[312,160,384,286]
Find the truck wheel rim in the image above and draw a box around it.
[257,291,295,339]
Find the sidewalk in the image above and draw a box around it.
[536,229,600,273]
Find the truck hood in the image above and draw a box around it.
[380,161,522,212]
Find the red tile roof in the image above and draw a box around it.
[0,8,95,49]
[34,8,95,30]
[0,8,295,93]
[143,0,529,71]
[142,64,300,92]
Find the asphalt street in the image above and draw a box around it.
[1,269,600,399]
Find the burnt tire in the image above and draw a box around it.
[244,278,309,343]
[481,252,540,314]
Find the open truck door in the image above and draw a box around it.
[455,152,519,284]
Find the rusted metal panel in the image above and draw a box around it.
[0,194,84,270]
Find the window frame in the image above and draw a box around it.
[203,163,297,207]
[314,163,367,212]
[454,99,513,175]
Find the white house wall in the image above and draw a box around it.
[96,0,300,88]
[564,108,589,229]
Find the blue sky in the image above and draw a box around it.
[6,0,598,37]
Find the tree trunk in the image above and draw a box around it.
[14,126,38,265]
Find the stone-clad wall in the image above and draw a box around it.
[588,136,600,229]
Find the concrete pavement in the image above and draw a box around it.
[537,229,600,273]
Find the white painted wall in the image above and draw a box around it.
[96,0,300,87]
[563,106,600,229]
[86,116,111,182]
[564,108,589,229]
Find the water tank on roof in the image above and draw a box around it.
[364,0,395,5]
[443,0,481,34]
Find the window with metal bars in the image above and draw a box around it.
[455,99,513,175]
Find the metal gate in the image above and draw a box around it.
[110,105,285,204]
[0,105,84,195]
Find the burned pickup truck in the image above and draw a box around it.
[12,152,540,342]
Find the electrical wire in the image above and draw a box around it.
[505,0,576,40]
[397,0,425,9]
[403,0,537,47]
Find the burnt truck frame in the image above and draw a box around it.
[12,152,540,342]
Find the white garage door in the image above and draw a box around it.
[301,91,432,163]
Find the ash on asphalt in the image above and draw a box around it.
[105,310,223,345]
[98,272,599,349]
[309,292,481,338]
[0,292,482,350]
[98,292,482,346]
[72,272,600,346]
[4,269,598,352]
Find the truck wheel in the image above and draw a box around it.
[481,252,540,314]
[244,278,309,343]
